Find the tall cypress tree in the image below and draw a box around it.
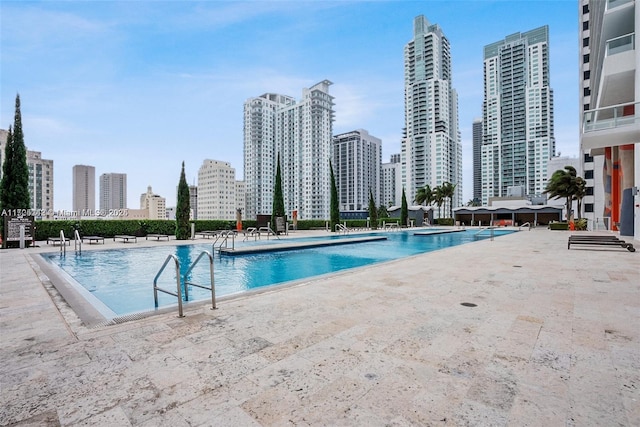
[271,154,285,232]
[368,188,377,230]
[1,94,30,212]
[175,161,191,240]
[329,161,339,232]
[401,187,408,227]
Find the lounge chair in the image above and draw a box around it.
[568,235,635,252]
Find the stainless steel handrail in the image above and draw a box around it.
[60,230,66,256]
[153,254,184,317]
[183,251,216,310]
[74,229,82,254]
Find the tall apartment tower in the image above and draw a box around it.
[72,165,95,213]
[0,130,54,219]
[99,173,127,211]
[579,0,639,238]
[402,15,462,211]
[197,159,236,220]
[472,118,483,204]
[381,154,402,208]
[482,26,555,205]
[139,186,166,220]
[332,129,381,212]
[244,80,335,220]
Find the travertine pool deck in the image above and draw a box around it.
[1,228,638,426]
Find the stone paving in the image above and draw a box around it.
[0,228,638,426]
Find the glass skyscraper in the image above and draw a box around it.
[482,26,555,205]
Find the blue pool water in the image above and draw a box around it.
[42,229,514,317]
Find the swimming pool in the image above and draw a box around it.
[41,229,515,320]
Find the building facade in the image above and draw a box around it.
[99,173,127,211]
[243,80,335,220]
[72,165,95,213]
[402,15,462,211]
[381,154,402,208]
[472,118,483,204]
[332,129,381,212]
[188,185,198,220]
[482,26,556,205]
[139,186,166,220]
[579,0,639,239]
[197,159,236,220]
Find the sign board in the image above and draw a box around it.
[3,215,34,242]
[275,216,286,232]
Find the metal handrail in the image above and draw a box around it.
[74,229,82,254]
[153,254,184,317]
[335,223,348,234]
[60,230,66,256]
[519,222,532,230]
[183,251,216,310]
[474,226,496,240]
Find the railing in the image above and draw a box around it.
[153,251,217,318]
[153,254,184,317]
[183,251,216,310]
[214,230,236,250]
[474,226,496,241]
[74,229,82,255]
[519,222,532,231]
[606,32,635,57]
[607,0,633,11]
[583,102,639,133]
[335,223,348,234]
[60,230,66,256]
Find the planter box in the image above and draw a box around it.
[549,222,569,231]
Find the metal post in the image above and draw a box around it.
[19,225,25,249]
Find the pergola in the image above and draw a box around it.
[453,205,564,226]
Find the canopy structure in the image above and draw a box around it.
[453,205,564,226]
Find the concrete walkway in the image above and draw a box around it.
[0,229,638,426]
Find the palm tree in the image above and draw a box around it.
[544,166,578,221]
[432,185,445,219]
[414,184,434,207]
[573,176,587,220]
[440,182,456,218]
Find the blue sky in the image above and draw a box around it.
[0,0,579,211]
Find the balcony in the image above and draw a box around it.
[582,102,640,153]
[606,32,635,56]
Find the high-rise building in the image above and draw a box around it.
[482,26,555,205]
[332,129,381,212]
[188,185,198,220]
[197,159,236,220]
[579,0,639,239]
[244,80,335,220]
[402,15,462,212]
[99,173,127,211]
[139,186,166,220]
[0,130,54,219]
[381,154,402,208]
[72,165,95,213]
[472,118,483,204]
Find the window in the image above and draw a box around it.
[583,54,589,63]
[585,170,594,179]
[583,70,590,80]
[583,37,589,47]
[582,4,589,14]
[584,153,593,163]
[582,21,588,31]
[583,87,591,96]
[583,103,590,112]
[585,203,594,213]
[586,187,594,196]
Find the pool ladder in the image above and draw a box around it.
[153,251,216,318]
